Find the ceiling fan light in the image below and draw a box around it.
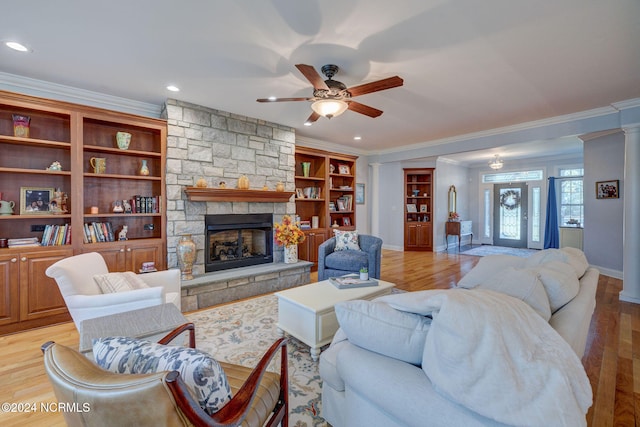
[311,99,348,119]
[489,154,504,170]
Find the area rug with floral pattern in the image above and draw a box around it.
[186,294,327,427]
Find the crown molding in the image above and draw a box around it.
[373,104,620,157]
[0,72,162,118]
[295,135,368,157]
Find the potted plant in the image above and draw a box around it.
[359,267,369,281]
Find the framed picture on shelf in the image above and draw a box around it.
[337,199,346,211]
[595,180,619,199]
[20,187,54,214]
[406,203,417,213]
[329,201,336,211]
[420,204,427,212]
[338,164,351,175]
[342,217,351,226]
[355,183,365,204]
[295,188,304,199]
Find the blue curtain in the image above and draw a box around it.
[544,177,560,249]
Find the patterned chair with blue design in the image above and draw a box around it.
[317,231,382,281]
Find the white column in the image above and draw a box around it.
[620,125,640,304]
[370,163,381,237]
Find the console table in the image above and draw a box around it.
[445,220,473,250]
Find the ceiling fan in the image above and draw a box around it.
[257,64,403,124]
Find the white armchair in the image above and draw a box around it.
[45,252,181,331]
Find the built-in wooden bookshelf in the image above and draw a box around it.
[0,90,167,334]
[294,147,357,267]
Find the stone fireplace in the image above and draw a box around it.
[205,213,273,272]
[162,99,310,310]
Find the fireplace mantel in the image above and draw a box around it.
[184,187,294,203]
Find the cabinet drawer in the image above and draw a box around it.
[460,221,472,235]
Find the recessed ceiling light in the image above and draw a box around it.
[353,136,362,140]
[5,41,29,52]
[268,96,277,101]
[303,121,313,126]
[166,85,180,92]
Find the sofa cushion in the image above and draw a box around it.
[457,255,526,289]
[523,248,568,268]
[560,247,590,278]
[475,266,551,321]
[333,229,361,251]
[325,250,368,272]
[93,272,149,294]
[334,300,431,366]
[532,261,580,313]
[93,336,232,415]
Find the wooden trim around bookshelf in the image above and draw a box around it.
[184,187,295,202]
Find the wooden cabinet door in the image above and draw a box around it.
[299,230,327,267]
[417,223,433,249]
[85,245,127,272]
[19,249,73,321]
[0,253,19,325]
[125,241,163,272]
[406,223,432,250]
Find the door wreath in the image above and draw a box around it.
[500,190,520,210]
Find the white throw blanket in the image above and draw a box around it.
[377,289,592,426]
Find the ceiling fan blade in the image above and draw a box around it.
[347,101,383,118]
[347,76,404,97]
[305,111,321,124]
[295,64,330,90]
[256,97,311,102]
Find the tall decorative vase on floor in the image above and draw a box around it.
[284,245,298,263]
[176,234,196,280]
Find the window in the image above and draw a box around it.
[559,168,584,227]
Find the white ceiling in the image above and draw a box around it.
[1,0,639,159]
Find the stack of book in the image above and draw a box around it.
[8,237,40,248]
[41,224,72,246]
[83,222,115,243]
[336,195,353,211]
[129,195,161,213]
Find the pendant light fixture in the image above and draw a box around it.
[489,154,504,170]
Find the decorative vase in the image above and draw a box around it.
[238,175,250,189]
[139,159,150,176]
[196,177,208,188]
[276,181,285,192]
[116,131,131,150]
[176,234,197,280]
[284,245,298,264]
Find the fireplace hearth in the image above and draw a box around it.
[205,213,273,272]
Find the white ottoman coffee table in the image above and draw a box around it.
[275,279,395,361]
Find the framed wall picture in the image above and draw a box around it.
[20,187,54,214]
[596,180,619,199]
[355,183,365,204]
[338,164,351,175]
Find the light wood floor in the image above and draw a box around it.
[0,249,635,426]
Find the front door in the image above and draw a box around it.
[493,183,528,248]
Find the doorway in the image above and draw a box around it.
[493,183,528,248]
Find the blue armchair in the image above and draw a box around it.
[317,234,383,281]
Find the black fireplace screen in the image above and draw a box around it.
[205,214,273,272]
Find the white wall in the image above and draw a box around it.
[583,132,625,275]
[435,159,471,251]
